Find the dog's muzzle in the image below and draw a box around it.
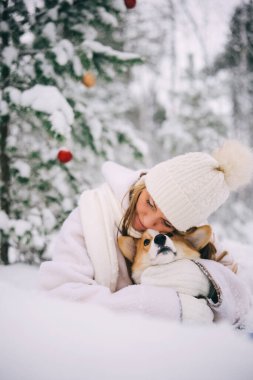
[157,246,176,255]
[154,234,176,256]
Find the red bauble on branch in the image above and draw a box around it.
[124,0,136,10]
[57,148,73,163]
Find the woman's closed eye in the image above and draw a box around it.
[146,197,156,209]
[163,219,173,228]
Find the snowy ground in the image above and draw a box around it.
[0,239,253,380]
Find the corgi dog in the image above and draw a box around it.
[118,225,215,284]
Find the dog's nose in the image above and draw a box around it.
[154,234,166,246]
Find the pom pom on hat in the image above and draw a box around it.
[212,140,253,191]
[145,140,253,231]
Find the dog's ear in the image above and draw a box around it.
[184,225,212,250]
[118,236,136,263]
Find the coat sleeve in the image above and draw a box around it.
[194,259,251,326]
[39,208,181,321]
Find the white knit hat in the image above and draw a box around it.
[145,140,253,231]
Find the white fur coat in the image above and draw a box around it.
[39,161,251,324]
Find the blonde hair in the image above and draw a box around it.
[120,180,146,236]
[121,182,216,261]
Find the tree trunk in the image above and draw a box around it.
[0,1,11,264]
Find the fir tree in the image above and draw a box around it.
[209,0,253,242]
[123,0,228,160]
[213,0,253,145]
[0,0,142,264]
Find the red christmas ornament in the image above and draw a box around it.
[124,0,136,9]
[57,148,73,163]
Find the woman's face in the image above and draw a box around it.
[132,188,175,233]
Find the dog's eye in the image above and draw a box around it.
[144,239,151,246]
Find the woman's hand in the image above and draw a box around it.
[179,293,214,324]
[141,259,211,298]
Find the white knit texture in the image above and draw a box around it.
[145,141,253,231]
[141,259,210,297]
[179,294,214,324]
[145,152,229,230]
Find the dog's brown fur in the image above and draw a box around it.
[118,225,217,283]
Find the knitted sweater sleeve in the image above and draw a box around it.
[38,208,181,321]
[194,259,251,326]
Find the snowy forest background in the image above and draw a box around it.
[1,0,253,265]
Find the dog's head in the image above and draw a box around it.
[118,225,214,283]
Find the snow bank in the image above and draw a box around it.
[0,264,253,380]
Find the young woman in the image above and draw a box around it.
[39,140,253,324]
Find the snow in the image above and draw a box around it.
[48,6,58,21]
[12,160,31,178]
[170,0,242,71]
[0,239,253,380]
[20,85,74,138]
[20,31,35,45]
[0,211,10,232]
[1,3,253,376]
[49,110,71,137]
[97,6,119,27]
[23,0,44,14]
[52,39,75,66]
[28,208,42,227]
[0,100,8,115]
[222,239,253,293]
[43,22,56,43]
[23,0,36,14]
[21,85,73,123]
[2,46,18,65]
[11,219,31,236]
[62,197,75,211]
[0,21,8,32]
[82,25,98,41]
[8,247,20,264]
[41,208,57,230]
[7,86,21,104]
[72,56,83,76]
[83,40,140,61]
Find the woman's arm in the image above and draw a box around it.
[39,208,181,321]
[195,259,251,326]
[141,256,251,326]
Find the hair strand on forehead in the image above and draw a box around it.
[120,180,146,236]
